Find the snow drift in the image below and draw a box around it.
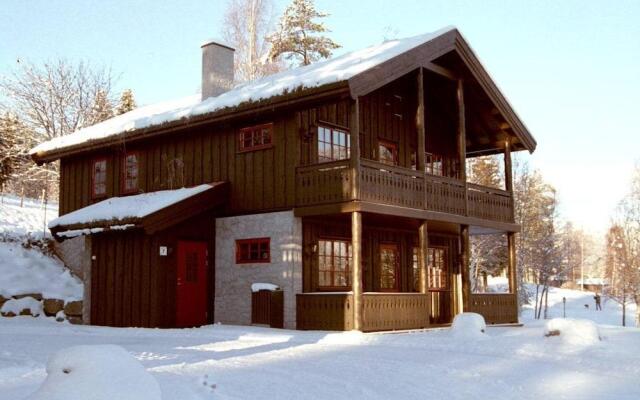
[26,345,161,400]
[544,318,601,346]
[450,312,487,338]
[0,242,82,301]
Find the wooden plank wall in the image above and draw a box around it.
[59,96,356,216]
[90,211,216,328]
[359,72,418,169]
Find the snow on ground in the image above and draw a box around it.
[1,287,639,400]
[522,284,638,327]
[0,242,82,301]
[0,194,57,241]
[26,345,161,400]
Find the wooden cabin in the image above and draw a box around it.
[31,27,536,331]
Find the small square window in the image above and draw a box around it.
[236,238,271,264]
[239,123,273,152]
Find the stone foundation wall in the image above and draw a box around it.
[52,236,91,323]
[214,211,302,329]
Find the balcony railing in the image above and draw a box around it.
[296,159,514,224]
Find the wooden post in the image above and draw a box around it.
[508,232,518,313]
[350,97,361,201]
[351,211,363,330]
[459,224,471,314]
[504,137,515,221]
[456,79,467,214]
[419,220,430,327]
[416,68,426,173]
[418,221,428,294]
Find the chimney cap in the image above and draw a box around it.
[201,38,235,51]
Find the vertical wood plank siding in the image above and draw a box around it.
[90,211,216,328]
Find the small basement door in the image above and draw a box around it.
[176,240,208,327]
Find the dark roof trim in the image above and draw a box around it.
[33,83,350,164]
[346,29,536,154]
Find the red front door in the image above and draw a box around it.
[176,241,208,327]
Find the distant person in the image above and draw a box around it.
[594,293,602,311]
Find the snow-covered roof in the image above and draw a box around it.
[49,184,217,229]
[30,27,455,158]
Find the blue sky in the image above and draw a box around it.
[1,0,639,234]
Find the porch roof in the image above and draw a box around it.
[49,182,228,240]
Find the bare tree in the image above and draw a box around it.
[222,0,283,82]
[513,157,563,318]
[0,59,117,200]
[606,166,640,326]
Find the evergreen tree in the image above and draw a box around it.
[0,113,21,186]
[88,89,114,126]
[267,0,340,66]
[115,89,137,115]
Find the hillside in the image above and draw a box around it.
[0,194,82,304]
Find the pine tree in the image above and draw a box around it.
[115,89,137,115]
[88,89,114,126]
[0,113,21,186]
[267,0,340,66]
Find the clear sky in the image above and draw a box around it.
[1,0,639,234]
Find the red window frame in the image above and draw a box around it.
[379,243,400,292]
[428,247,448,291]
[91,157,108,199]
[121,151,139,194]
[317,124,350,163]
[378,140,398,166]
[238,123,273,152]
[235,238,271,264]
[317,238,352,290]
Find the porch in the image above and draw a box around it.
[296,158,514,225]
[296,214,519,332]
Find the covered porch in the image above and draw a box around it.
[296,213,518,332]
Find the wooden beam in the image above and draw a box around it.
[460,224,471,313]
[351,211,363,331]
[422,62,457,81]
[416,68,426,172]
[508,231,518,320]
[350,97,361,200]
[418,221,429,298]
[457,79,466,181]
[504,137,513,192]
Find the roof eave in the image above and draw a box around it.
[32,82,351,164]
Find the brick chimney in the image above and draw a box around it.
[201,39,235,100]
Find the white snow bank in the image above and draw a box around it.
[31,27,454,156]
[26,345,161,400]
[251,283,279,292]
[1,297,42,316]
[49,184,217,229]
[0,242,82,301]
[450,313,486,338]
[0,194,58,240]
[544,318,601,346]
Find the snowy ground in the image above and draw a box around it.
[1,286,639,400]
[0,194,57,241]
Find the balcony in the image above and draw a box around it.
[296,159,514,224]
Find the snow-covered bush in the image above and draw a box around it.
[450,312,487,338]
[26,345,161,400]
[544,318,601,346]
